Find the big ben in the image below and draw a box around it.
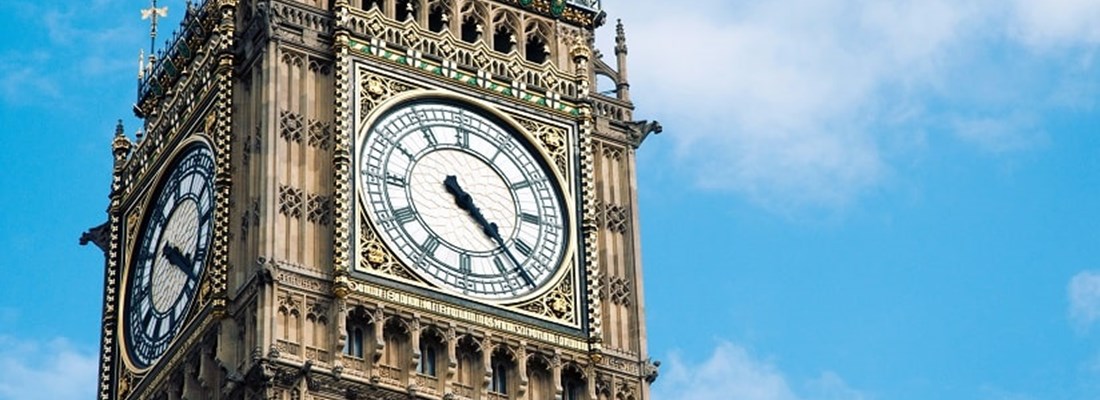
[87,0,662,398]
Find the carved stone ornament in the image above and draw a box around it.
[80,221,110,253]
[358,69,413,126]
[625,119,662,149]
[516,117,570,179]
[517,269,577,324]
[358,213,421,283]
[126,206,143,250]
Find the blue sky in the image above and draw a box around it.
[1,0,1099,399]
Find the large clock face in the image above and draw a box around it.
[358,100,569,301]
[123,144,214,369]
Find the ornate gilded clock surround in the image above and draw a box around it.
[345,65,585,330]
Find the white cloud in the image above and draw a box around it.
[599,0,1098,211]
[652,342,868,400]
[1012,0,1100,46]
[1068,271,1100,330]
[951,112,1048,154]
[0,335,98,400]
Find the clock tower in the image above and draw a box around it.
[87,0,661,399]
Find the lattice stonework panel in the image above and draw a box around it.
[308,119,332,150]
[278,185,304,218]
[280,110,305,143]
[307,193,333,225]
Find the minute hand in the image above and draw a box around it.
[443,176,536,286]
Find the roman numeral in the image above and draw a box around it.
[132,286,149,302]
[142,309,154,331]
[422,128,437,146]
[459,253,471,273]
[455,128,469,148]
[520,213,540,224]
[386,174,407,187]
[511,180,532,190]
[168,309,178,331]
[199,208,213,224]
[515,239,533,257]
[395,143,414,159]
[393,207,416,224]
[421,236,440,255]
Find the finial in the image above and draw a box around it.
[138,49,145,80]
[614,19,627,55]
[141,0,169,57]
[112,120,133,163]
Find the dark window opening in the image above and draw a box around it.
[493,27,514,53]
[525,36,547,63]
[396,0,414,22]
[417,340,437,376]
[491,361,508,394]
[461,17,480,43]
[362,0,382,11]
[428,7,447,32]
[344,326,364,357]
[562,367,586,400]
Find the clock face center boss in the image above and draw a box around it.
[358,99,569,301]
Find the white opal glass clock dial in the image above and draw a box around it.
[123,144,214,369]
[359,100,568,301]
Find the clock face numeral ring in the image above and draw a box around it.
[122,143,215,370]
[358,99,569,301]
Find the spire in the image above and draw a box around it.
[614,19,627,55]
[614,19,630,102]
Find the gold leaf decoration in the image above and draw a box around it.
[358,69,414,126]
[358,213,422,284]
[517,118,569,180]
[518,269,576,324]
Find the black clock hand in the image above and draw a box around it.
[162,243,198,280]
[444,175,498,238]
[443,175,536,286]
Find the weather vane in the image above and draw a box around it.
[141,0,169,59]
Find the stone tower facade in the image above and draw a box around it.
[89,0,661,399]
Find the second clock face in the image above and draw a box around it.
[123,144,214,369]
[358,100,569,301]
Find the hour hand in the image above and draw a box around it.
[444,175,501,241]
[443,175,471,209]
[162,243,196,279]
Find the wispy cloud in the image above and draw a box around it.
[951,111,1048,154]
[1068,270,1100,331]
[1011,0,1100,47]
[0,335,97,400]
[601,0,1099,211]
[0,1,143,109]
[653,342,868,400]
